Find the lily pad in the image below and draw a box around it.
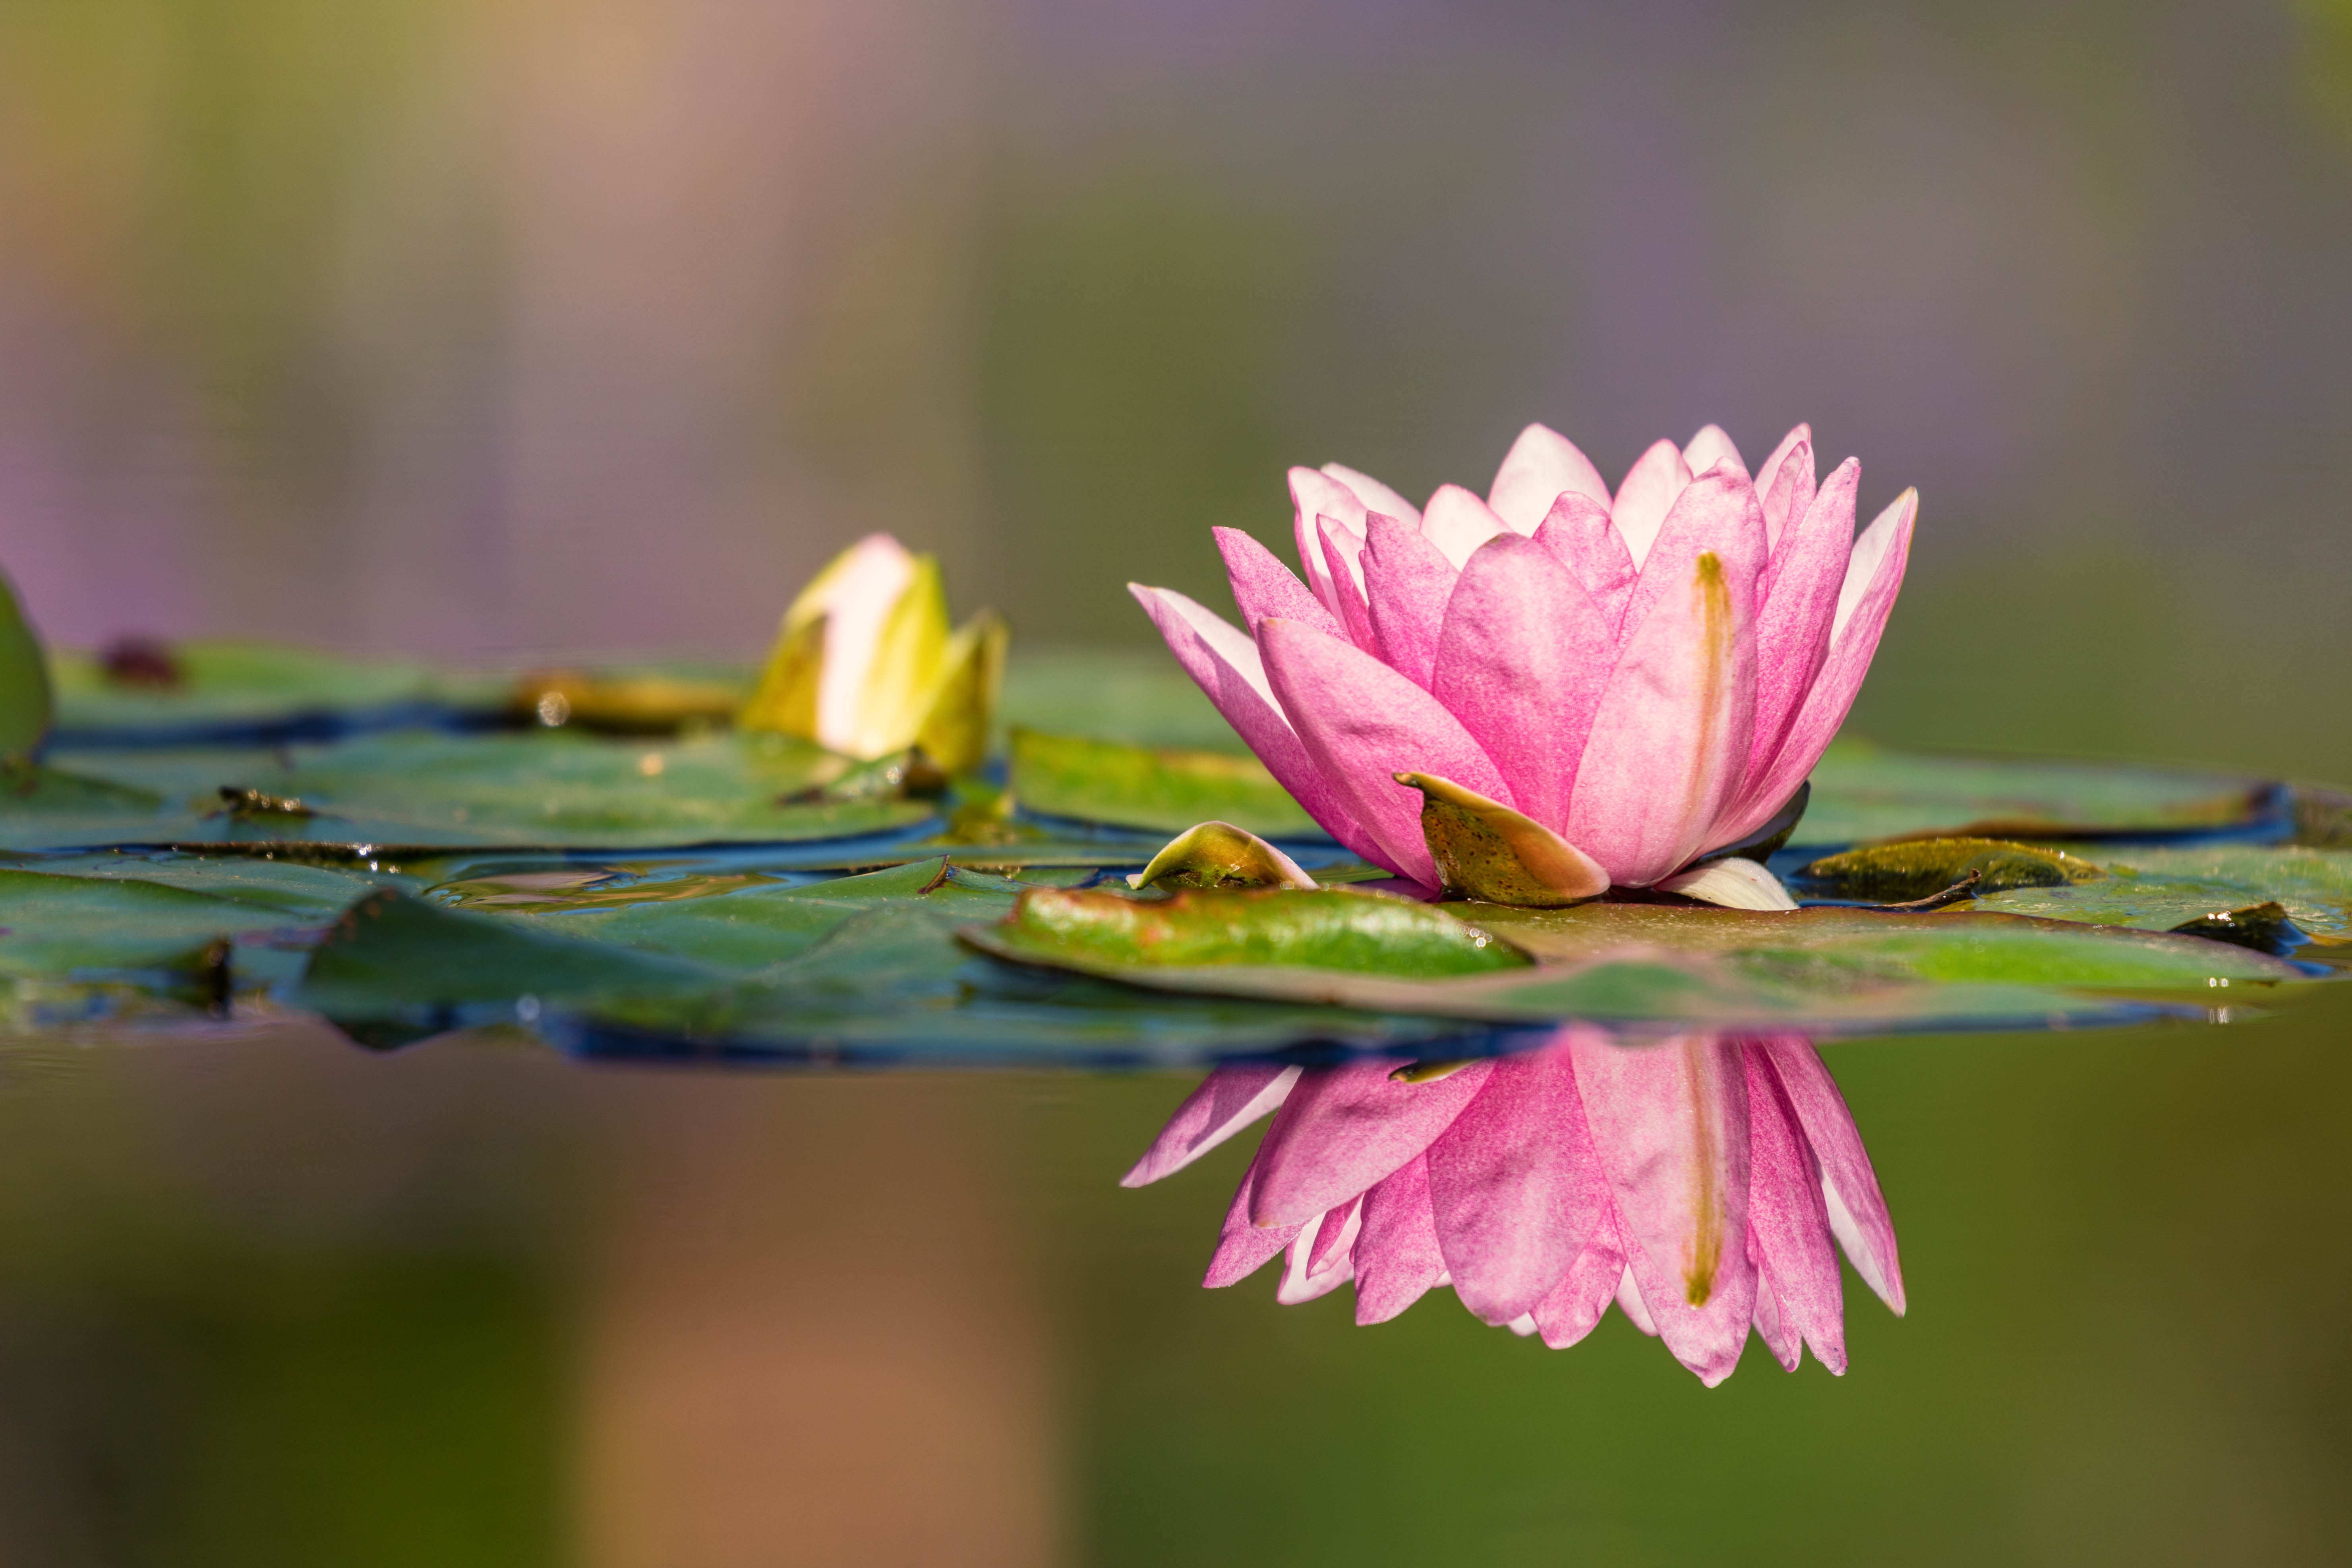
[962,889,2307,1038]
[1008,727,1321,838]
[1799,739,2284,848]
[1789,838,2104,902]
[977,886,1528,978]
[47,640,493,746]
[10,731,937,853]
[1968,844,2352,942]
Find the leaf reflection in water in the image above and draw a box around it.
[1123,1028,1901,1386]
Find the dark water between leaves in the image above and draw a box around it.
[2,992,2350,1566]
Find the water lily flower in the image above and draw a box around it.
[1129,424,1915,895]
[1122,1029,1904,1384]
[740,533,1006,773]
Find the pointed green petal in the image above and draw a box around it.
[916,608,1008,775]
[0,570,52,762]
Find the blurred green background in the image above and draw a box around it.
[3,0,2352,1561]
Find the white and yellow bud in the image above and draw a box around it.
[738,534,1005,773]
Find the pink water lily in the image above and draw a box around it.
[1129,423,1916,890]
[1122,1030,1903,1384]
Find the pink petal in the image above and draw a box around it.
[1570,1031,1757,1387]
[1718,487,1913,842]
[1362,512,1458,690]
[1746,457,1858,787]
[1426,1044,1615,1324]
[1531,1213,1629,1349]
[1214,526,1341,640]
[1250,1056,1497,1228]
[1561,471,1763,885]
[1276,1200,1361,1304]
[1318,516,1380,655]
[1532,492,1639,638]
[1750,1255,1801,1372]
[1205,1159,1298,1287]
[1754,425,1817,563]
[1613,1261,1659,1336]
[1487,422,1613,533]
[1257,617,1516,886]
[1755,1037,1904,1315]
[1430,534,1616,833]
[1121,1063,1304,1188]
[1681,424,1748,481]
[1128,585,1389,868]
[1323,462,1422,529]
[1352,1153,1449,1325]
[1745,1042,1846,1373]
[1418,483,1509,570]
[1289,467,1366,619]
[1609,439,1695,569]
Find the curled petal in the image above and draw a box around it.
[1354,1154,1449,1325]
[1571,1032,1757,1386]
[1655,857,1797,911]
[1418,484,1509,571]
[1681,424,1747,481]
[1745,1042,1847,1373]
[1215,526,1340,640]
[1614,1263,1659,1336]
[1323,461,1422,529]
[1431,533,1616,832]
[1426,1045,1615,1324]
[1128,585,1387,867]
[1487,422,1612,533]
[1563,472,1763,885]
[1250,1056,1496,1228]
[1747,458,1858,783]
[1122,1063,1304,1188]
[1610,439,1695,569]
[1258,617,1515,887]
[1362,512,1458,690]
[1205,1160,1298,1287]
[1754,1037,1904,1315]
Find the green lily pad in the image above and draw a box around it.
[962,891,2306,1037]
[1008,727,1321,838]
[1800,738,2281,847]
[1969,844,2352,942]
[8,731,936,853]
[47,640,485,741]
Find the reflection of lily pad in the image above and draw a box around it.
[1008,728,1321,838]
[1801,739,2282,847]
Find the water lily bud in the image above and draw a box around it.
[1130,422,1916,899]
[739,534,1006,772]
[0,568,54,764]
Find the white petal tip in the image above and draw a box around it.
[1657,857,1799,911]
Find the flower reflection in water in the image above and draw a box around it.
[1125,1029,1903,1385]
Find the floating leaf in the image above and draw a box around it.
[1801,739,2282,847]
[1397,772,1607,907]
[47,639,488,746]
[972,886,1529,978]
[1790,837,2103,902]
[511,667,747,733]
[12,731,936,853]
[1008,728,1319,838]
[1967,844,2352,942]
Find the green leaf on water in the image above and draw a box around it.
[1008,727,1319,838]
[1966,844,2352,943]
[1801,739,2279,847]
